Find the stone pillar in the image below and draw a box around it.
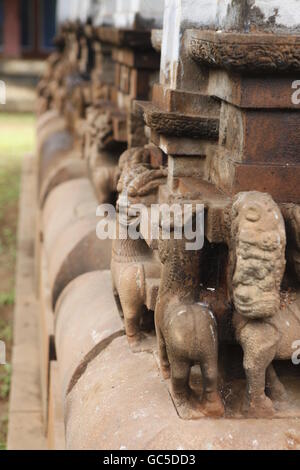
[138,0,220,195]
[188,0,300,203]
[95,0,163,148]
[3,0,21,58]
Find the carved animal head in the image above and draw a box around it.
[117,146,167,225]
[231,192,286,319]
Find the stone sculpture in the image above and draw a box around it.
[231,192,296,417]
[83,106,124,204]
[155,209,224,420]
[111,146,167,350]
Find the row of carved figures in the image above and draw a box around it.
[109,146,300,420]
[37,25,300,421]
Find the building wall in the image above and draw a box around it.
[1,0,57,58]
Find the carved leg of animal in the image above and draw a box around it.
[156,327,170,379]
[266,364,288,405]
[199,360,225,418]
[239,322,278,418]
[170,360,193,419]
[119,266,145,351]
[123,306,145,351]
[111,274,118,298]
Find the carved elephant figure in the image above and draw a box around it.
[155,236,224,420]
[230,191,300,417]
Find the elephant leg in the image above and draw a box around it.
[171,359,191,401]
[170,358,217,420]
[266,364,288,404]
[157,327,170,380]
[200,359,225,418]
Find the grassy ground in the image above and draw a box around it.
[0,113,35,450]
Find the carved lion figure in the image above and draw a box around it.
[111,146,167,350]
[230,192,300,417]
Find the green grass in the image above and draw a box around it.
[0,365,11,400]
[0,113,35,158]
[0,291,15,307]
[0,414,8,450]
[0,112,35,451]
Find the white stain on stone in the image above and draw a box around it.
[132,409,148,420]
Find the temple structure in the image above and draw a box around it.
[33,0,300,450]
[0,0,57,59]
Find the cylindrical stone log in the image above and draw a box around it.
[48,217,112,308]
[40,158,87,209]
[42,178,96,257]
[64,336,300,450]
[38,129,74,189]
[42,178,112,307]
[55,271,124,401]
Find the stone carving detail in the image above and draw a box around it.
[111,146,167,350]
[189,32,300,72]
[84,106,123,204]
[143,106,219,139]
[282,204,300,282]
[230,192,299,417]
[155,219,224,420]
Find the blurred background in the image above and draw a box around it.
[0,0,57,450]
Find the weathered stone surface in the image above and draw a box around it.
[8,154,47,451]
[188,30,300,73]
[112,47,160,69]
[140,101,219,139]
[98,27,152,49]
[219,103,300,165]
[208,154,300,203]
[208,70,300,109]
[152,84,220,116]
[40,157,87,208]
[38,130,74,186]
[36,109,61,133]
[48,217,112,308]
[65,336,300,450]
[42,178,96,258]
[39,248,55,429]
[55,271,124,400]
[150,130,217,157]
[47,361,65,450]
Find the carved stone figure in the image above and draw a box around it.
[155,226,224,420]
[111,146,167,350]
[282,204,300,283]
[230,192,298,417]
[83,106,123,204]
